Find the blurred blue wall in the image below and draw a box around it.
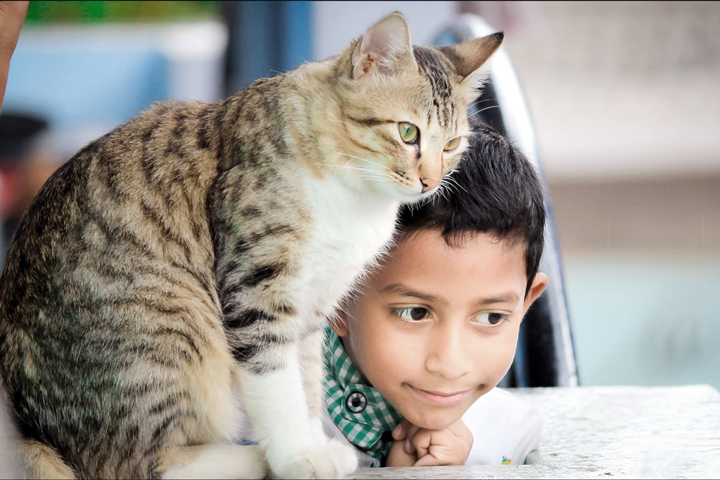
[6,45,168,133]
[4,2,314,155]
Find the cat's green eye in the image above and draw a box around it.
[444,137,461,152]
[398,122,419,144]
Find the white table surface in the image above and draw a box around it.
[349,385,720,479]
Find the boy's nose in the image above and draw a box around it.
[425,327,472,379]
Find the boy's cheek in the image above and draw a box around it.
[492,335,522,379]
[463,334,519,394]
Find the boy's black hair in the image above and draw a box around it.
[397,122,546,296]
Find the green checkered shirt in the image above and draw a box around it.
[323,327,402,467]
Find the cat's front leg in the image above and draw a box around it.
[231,312,357,478]
[298,323,361,476]
[299,323,332,446]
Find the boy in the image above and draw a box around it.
[322,123,549,467]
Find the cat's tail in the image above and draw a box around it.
[18,439,76,479]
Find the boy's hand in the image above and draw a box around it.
[387,418,473,467]
[386,432,417,467]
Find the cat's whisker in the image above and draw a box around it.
[444,176,468,196]
[443,170,469,194]
[316,163,386,183]
[447,183,458,200]
[331,151,376,167]
[316,163,375,174]
[468,105,500,117]
[332,151,395,174]
[435,183,450,203]
[409,199,424,214]
[439,179,458,197]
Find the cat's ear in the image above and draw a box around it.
[352,12,416,80]
[439,32,504,86]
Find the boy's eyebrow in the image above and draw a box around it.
[378,284,440,303]
[378,283,521,306]
[474,292,521,306]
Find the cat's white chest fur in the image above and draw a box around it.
[294,175,400,317]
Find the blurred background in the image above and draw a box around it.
[1,1,718,391]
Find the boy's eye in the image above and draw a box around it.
[395,307,428,321]
[398,122,419,144]
[475,312,508,326]
[443,137,461,152]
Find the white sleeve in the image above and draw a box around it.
[464,388,542,466]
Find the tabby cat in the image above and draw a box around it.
[0,12,502,479]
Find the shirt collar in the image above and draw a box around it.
[324,326,402,466]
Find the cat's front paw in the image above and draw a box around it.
[270,441,358,479]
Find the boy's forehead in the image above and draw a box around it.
[375,229,528,293]
[390,228,525,264]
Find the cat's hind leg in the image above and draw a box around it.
[159,444,267,479]
[18,440,76,479]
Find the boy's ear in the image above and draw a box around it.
[522,272,548,317]
[329,308,350,337]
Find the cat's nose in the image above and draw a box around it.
[420,177,440,193]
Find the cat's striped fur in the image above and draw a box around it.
[0,12,502,479]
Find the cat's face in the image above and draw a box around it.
[329,13,503,203]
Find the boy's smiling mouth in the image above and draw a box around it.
[407,384,473,406]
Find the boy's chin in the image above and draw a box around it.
[401,407,465,431]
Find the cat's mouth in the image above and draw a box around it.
[410,186,440,202]
[391,189,432,204]
[389,188,436,205]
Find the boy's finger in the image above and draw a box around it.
[411,429,433,459]
[401,421,421,454]
[414,453,441,467]
[392,422,405,440]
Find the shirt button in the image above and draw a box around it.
[346,391,367,413]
